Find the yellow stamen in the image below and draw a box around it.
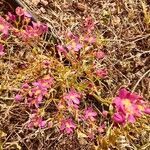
[66,123,71,128]
[35,90,41,95]
[137,105,144,111]
[123,99,132,107]
[123,99,133,114]
[0,25,4,30]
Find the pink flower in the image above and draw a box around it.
[31,84,47,99]
[24,17,31,24]
[95,51,105,59]
[57,101,65,110]
[43,60,50,68]
[74,43,82,51]
[15,7,31,17]
[32,21,48,35]
[6,12,16,21]
[15,94,22,101]
[98,124,105,133]
[22,83,30,89]
[64,89,81,107]
[22,21,48,40]
[102,110,108,117]
[0,44,5,56]
[84,107,97,121]
[67,40,82,52]
[112,88,149,124]
[32,75,53,89]
[15,7,25,16]
[60,118,76,134]
[41,75,54,88]
[25,25,33,33]
[113,88,142,113]
[66,31,75,39]
[0,16,10,35]
[84,17,95,33]
[28,114,46,128]
[57,45,67,55]
[84,36,96,44]
[96,68,108,78]
[28,97,42,108]
[28,75,53,108]
[87,129,95,139]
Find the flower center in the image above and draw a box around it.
[72,41,76,48]
[0,24,4,30]
[70,95,75,99]
[66,123,71,128]
[137,105,144,111]
[123,99,132,107]
[122,99,133,114]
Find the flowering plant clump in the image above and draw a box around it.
[0,7,47,57]
[0,3,150,149]
[15,75,54,108]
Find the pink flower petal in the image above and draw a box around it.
[0,44,5,56]
[15,94,22,101]
[102,111,108,117]
[128,115,136,123]
[40,120,46,128]
[22,83,30,89]
[66,128,73,134]
[60,118,76,134]
[95,51,105,59]
[113,97,122,106]
[118,88,128,99]
[72,97,80,104]
[112,113,125,124]
[15,7,25,16]
[96,68,108,78]
[144,108,150,115]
